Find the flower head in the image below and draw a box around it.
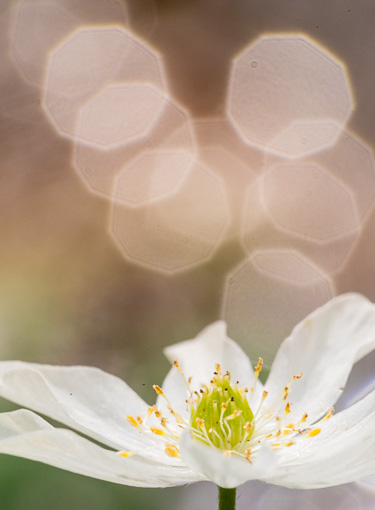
[1,293,375,489]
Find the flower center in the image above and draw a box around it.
[121,358,333,462]
[189,365,254,453]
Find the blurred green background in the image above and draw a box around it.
[1,0,375,509]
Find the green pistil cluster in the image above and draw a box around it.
[190,371,254,451]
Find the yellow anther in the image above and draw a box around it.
[245,448,252,463]
[285,402,291,415]
[153,385,164,396]
[215,363,222,374]
[127,415,140,428]
[244,421,253,432]
[285,441,295,447]
[286,423,295,429]
[136,416,143,425]
[196,418,205,427]
[322,407,334,421]
[299,413,308,423]
[283,386,290,401]
[150,427,166,436]
[225,410,242,421]
[118,451,136,458]
[165,444,179,458]
[223,450,231,456]
[254,358,263,375]
[146,405,156,417]
[293,372,303,381]
[155,410,162,418]
[308,428,321,437]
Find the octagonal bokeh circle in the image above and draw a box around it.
[222,250,334,366]
[110,159,229,273]
[227,35,354,157]
[76,83,167,149]
[43,25,166,141]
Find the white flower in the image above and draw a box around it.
[1,293,375,489]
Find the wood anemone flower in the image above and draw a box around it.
[0,294,375,489]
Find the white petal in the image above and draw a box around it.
[268,388,375,488]
[161,321,262,415]
[179,429,278,488]
[335,349,375,412]
[254,484,367,510]
[265,294,375,424]
[0,362,166,462]
[0,409,201,487]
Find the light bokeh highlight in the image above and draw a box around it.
[11,0,128,87]
[73,94,195,199]
[227,35,353,157]
[43,26,166,142]
[110,160,229,273]
[222,250,334,365]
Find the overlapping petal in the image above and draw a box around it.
[179,429,277,488]
[0,409,201,487]
[269,410,375,488]
[0,363,168,463]
[265,293,375,424]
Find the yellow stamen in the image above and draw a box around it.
[127,415,140,428]
[283,386,290,401]
[153,385,164,396]
[225,410,242,421]
[118,451,136,458]
[298,413,308,424]
[308,428,321,437]
[165,444,179,458]
[150,427,166,436]
[254,358,263,375]
[322,407,334,421]
[244,421,253,432]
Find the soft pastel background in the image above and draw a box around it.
[1,0,375,508]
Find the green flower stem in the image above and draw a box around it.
[218,487,236,510]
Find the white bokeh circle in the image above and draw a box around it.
[227,35,354,157]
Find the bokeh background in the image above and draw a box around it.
[1,0,375,508]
